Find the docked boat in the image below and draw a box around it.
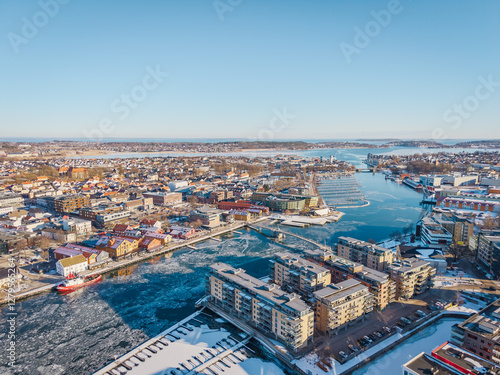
[56,273,102,292]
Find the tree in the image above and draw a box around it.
[191,219,203,228]
[390,230,401,240]
[449,243,470,262]
[483,217,496,230]
[402,224,414,236]
[187,195,199,204]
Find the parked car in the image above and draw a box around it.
[363,336,373,343]
[349,344,358,352]
[339,351,348,359]
[383,326,391,333]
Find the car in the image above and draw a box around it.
[383,326,391,333]
[401,317,411,325]
[339,351,348,359]
[363,336,373,343]
[349,344,358,352]
[375,331,383,338]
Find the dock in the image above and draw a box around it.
[316,175,369,208]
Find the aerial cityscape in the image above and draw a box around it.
[1,1,500,375]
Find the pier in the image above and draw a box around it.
[316,175,368,208]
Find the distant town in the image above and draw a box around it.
[2,142,500,375]
[1,139,500,159]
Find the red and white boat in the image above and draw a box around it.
[56,272,102,293]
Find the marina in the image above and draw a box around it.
[316,175,369,208]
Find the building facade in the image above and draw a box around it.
[387,258,435,300]
[336,237,394,271]
[313,279,373,336]
[270,252,331,298]
[451,300,500,364]
[208,263,314,351]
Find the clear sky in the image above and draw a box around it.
[1,0,499,141]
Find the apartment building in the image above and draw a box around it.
[419,216,453,247]
[53,194,91,213]
[80,204,122,221]
[448,214,475,245]
[476,230,500,275]
[313,279,373,336]
[270,252,331,298]
[62,217,92,236]
[189,206,221,228]
[451,299,500,364]
[402,341,500,375]
[208,263,314,351]
[303,249,395,310]
[387,258,435,300]
[0,192,23,207]
[142,192,182,206]
[95,211,131,227]
[336,237,393,271]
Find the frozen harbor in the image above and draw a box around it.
[0,230,285,375]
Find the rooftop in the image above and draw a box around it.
[211,262,311,314]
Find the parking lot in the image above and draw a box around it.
[314,289,457,362]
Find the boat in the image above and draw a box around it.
[56,273,102,292]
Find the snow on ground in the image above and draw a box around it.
[448,298,487,314]
[377,234,423,250]
[225,358,284,375]
[127,323,233,375]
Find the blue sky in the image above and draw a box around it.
[1,0,499,140]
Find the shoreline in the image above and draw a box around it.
[1,220,257,306]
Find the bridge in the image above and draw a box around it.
[247,225,331,251]
[355,168,375,173]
